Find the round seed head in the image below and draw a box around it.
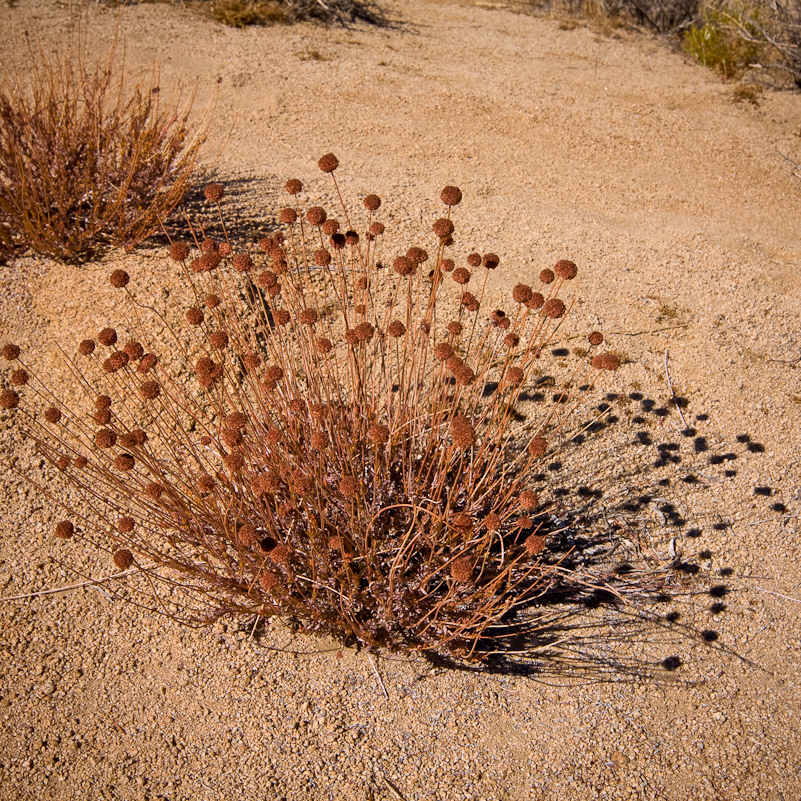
[57,455,70,471]
[114,549,134,569]
[314,249,332,267]
[186,306,204,326]
[465,253,480,268]
[539,269,555,284]
[260,572,280,592]
[289,399,307,417]
[512,284,533,304]
[330,233,346,250]
[265,429,281,446]
[455,365,475,385]
[118,516,135,533]
[201,239,218,254]
[205,183,224,202]
[445,355,463,372]
[527,436,547,458]
[199,252,222,272]
[221,428,242,447]
[355,322,374,342]
[450,415,476,448]
[307,206,326,226]
[441,258,455,272]
[527,292,545,310]
[592,353,620,371]
[483,513,501,532]
[524,533,545,556]
[370,222,385,236]
[542,299,566,319]
[461,292,479,312]
[285,178,302,194]
[115,453,135,471]
[55,521,74,539]
[124,341,144,361]
[96,394,112,410]
[209,330,229,350]
[138,354,158,373]
[269,544,291,565]
[244,353,261,371]
[452,512,473,532]
[253,472,280,494]
[44,406,62,424]
[407,247,428,265]
[447,321,463,336]
[299,308,319,326]
[11,369,28,386]
[322,219,340,236]
[109,269,129,289]
[450,557,472,583]
[2,343,20,361]
[197,474,216,493]
[368,423,389,445]
[103,351,129,373]
[362,193,381,211]
[433,218,454,239]
[452,267,470,285]
[98,328,117,347]
[482,253,500,269]
[274,309,291,326]
[519,490,539,510]
[310,431,329,449]
[94,408,111,425]
[224,452,245,472]
[434,342,454,360]
[388,321,406,338]
[504,333,520,349]
[233,253,254,273]
[588,331,604,346]
[78,339,95,356]
[279,207,297,224]
[73,456,88,469]
[146,482,163,500]
[170,241,190,262]
[238,524,259,548]
[292,470,312,493]
[345,230,359,245]
[440,185,462,206]
[316,337,333,355]
[393,256,414,276]
[339,476,358,497]
[554,259,578,279]
[140,381,160,400]
[318,153,339,172]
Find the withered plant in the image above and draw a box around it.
[1,156,696,668]
[0,28,210,262]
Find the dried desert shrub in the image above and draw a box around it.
[0,30,210,262]
[1,157,703,671]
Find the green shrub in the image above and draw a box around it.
[684,7,763,79]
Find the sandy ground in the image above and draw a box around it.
[1,0,801,799]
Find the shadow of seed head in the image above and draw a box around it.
[113,549,134,570]
[440,186,462,206]
[318,153,339,173]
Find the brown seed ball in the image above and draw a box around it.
[238,524,259,548]
[339,476,358,497]
[279,207,297,224]
[542,299,566,319]
[461,292,479,312]
[115,453,135,471]
[368,423,390,445]
[11,368,28,386]
[370,222,385,237]
[259,571,280,592]
[450,557,472,583]
[103,352,129,373]
[452,512,473,532]
[265,429,282,446]
[94,408,111,425]
[224,452,245,472]
[44,406,62,424]
[197,474,216,493]
[146,482,163,500]
[527,436,547,458]
[199,252,222,272]
[441,258,455,272]
[355,322,374,342]
[98,327,117,347]
[539,268,555,285]
[527,292,545,310]
[452,267,470,285]
[138,354,158,373]
[363,193,381,211]
[592,353,621,371]
[450,415,476,448]
[354,303,367,316]
[189,258,204,274]
[387,320,406,338]
[512,284,533,304]
[329,233,346,250]
[482,253,500,269]
[314,249,332,267]
[209,330,229,350]
[224,411,247,430]
[432,218,455,238]
[345,230,359,245]
[73,455,88,469]
[447,321,463,336]
[299,308,319,326]
[483,513,501,532]
[257,270,278,290]
[200,435,212,446]
[434,342,454,361]
[57,455,70,471]
[124,341,144,361]
[318,153,339,172]
[322,219,340,236]
[233,253,254,273]
[118,516,135,533]
[292,469,312,492]
[407,247,428,265]
[95,427,116,449]
[504,366,524,387]
[274,309,291,327]
[55,520,74,540]
[109,269,129,289]
[140,381,160,400]
[524,533,545,556]
[114,549,135,569]
[310,431,329,449]
[243,353,261,371]
[307,206,326,226]
[78,339,95,356]
[446,355,463,372]
[253,472,280,494]
[95,394,112,410]
[519,490,539,510]
[2,343,20,361]
[285,178,303,194]
[316,337,333,355]
[170,241,190,262]
[554,259,578,280]
[393,256,414,276]
[440,185,463,206]
[588,331,604,346]
[205,183,224,202]
[269,544,291,566]
[201,238,218,254]
[186,306,204,326]
[264,365,284,386]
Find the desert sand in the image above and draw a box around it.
[1,0,800,798]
